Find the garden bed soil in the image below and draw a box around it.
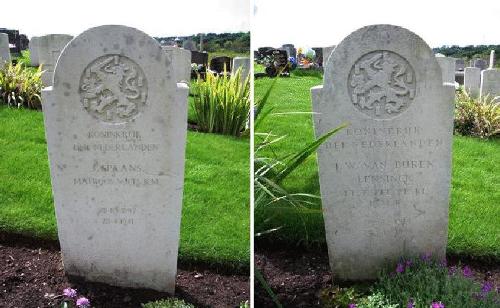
[255,241,499,307]
[0,233,248,308]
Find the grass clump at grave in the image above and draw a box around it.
[254,72,500,259]
[0,105,249,269]
[0,61,43,109]
[141,298,194,308]
[191,68,250,136]
[320,256,498,308]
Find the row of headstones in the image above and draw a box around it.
[25,35,249,87]
[435,51,500,98]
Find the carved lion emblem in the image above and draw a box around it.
[348,51,416,119]
[80,55,148,124]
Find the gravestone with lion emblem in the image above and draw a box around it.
[311,24,455,280]
[42,25,188,293]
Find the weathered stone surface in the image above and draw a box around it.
[435,55,456,84]
[311,25,454,280]
[41,25,188,293]
[464,67,481,98]
[473,58,488,70]
[322,45,336,67]
[480,68,500,98]
[232,57,250,80]
[0,33,10,63]
[38,34,73,85]
[489,50,495,69]
[29,36,40,66]
[455,59,465,71]
[161,46,191,83]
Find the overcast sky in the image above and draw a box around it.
[254,0,500,49]
[1,0,249,38]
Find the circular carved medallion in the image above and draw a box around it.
[348,51,416,119]
[79,55,148,124]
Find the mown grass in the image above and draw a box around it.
[0,105,249,269]
[254,71,500,259]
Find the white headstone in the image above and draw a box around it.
[473,59,488,71]
[161,46,191,83]
[38,34,73,85]
[231,57,250,81]
[29,36,40,66]
[489,50,495,69]
[311,25,454,280]
[0,33,11,63]
[480,69,500,98]
[41,25,188,293]
[435,55,456,84]
[464,67,481,98]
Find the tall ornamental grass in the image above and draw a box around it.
[191,68,250,136]
[0,62,43,109]
[454,88,499,139]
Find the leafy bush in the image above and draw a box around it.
[0,62,43,109]
[374,256,499,307]
[141,298,194,308]
[454,88,500,138]
[191,68,250,136]
[16,50,31,66]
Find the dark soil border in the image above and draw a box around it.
[0,232,249,308]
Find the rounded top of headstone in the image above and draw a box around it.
[53,25,172,125]
[323,24,443,120]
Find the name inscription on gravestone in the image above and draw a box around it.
[42,25,188,293]
[312,25,454,280]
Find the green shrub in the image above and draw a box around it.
[454,88,500,138]
[191,68,250,136]
[16,50,31,67]
[374,256,498,307]
[141,298,195,308]
[0,62,43,109]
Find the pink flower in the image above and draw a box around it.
[481,281,493,293]
[407,298,415,308]
[405,260,413,268]
[76,297,90,307]
[462,266,473,278]
[420,252,432,262]
[431,301,444,308]
[63,288,77,298]
[348,304,356,308]
[439,258,447,268]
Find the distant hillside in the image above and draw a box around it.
[155,32,250,53]
[433,45,500,60]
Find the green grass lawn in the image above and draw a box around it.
[0,105,249,269]
[255,71,500,259]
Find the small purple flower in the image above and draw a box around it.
[481,281,493,293]
[405,259,413,268]
[439,258,447,268]
[348,304,356,308]
[396,262,405,274]
[448,266,457,276]
[407,298,415,308]
[462,266,473,278]
[431,301,444,308]
[421,252,432,262]
[63,288,77,298]
[76,297,90,308]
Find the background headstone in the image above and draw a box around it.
[480,69,500,98]
[231,57,250,81]
[489,50,495,69]
[473,58,488,70]
[0,33,11,63]
[38,34,73,86]
[464,67,481,98]
[161,46,191,83]
[41,25,188,293]
[210,56,232,74]
[182,39,198,51]
[311,25,454,280]
[435,55,456,84]
[29,36,40,66]
[455,59,465,71]
[312,47,323,67]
